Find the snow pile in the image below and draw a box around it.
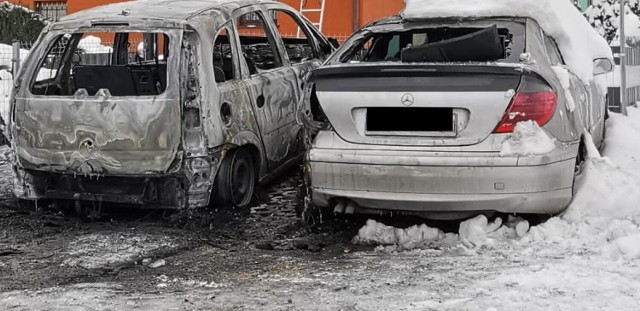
[353,216,530,251]
[499,121,556,157]
[551,66,577,111]
[402,0,613,84]
[529,108,640,260]
[352,219,451,249]
[78,36,113,54]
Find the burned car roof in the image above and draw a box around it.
[58,0,277,25]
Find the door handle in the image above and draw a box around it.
[257,95,265,108]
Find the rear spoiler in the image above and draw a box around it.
[311,64,524,80]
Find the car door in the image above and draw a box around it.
[266,7,330,91]
[265,7,328,150]
[233,7,299,171]
[544,35,594,137]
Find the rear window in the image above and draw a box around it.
[31,31,170,96]
[338,21,525,64]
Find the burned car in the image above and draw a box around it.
[297,11,613,223]
[7,0,334,209]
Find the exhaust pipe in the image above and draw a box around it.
[345,201,357,215]
[333,200,346,214]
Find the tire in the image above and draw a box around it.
[216,148,256,209]
[572,142,587,197]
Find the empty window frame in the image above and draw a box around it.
[213,23,239,83]
[340,21,525,64]
[268,9,317,64]
[31,32,170,97]
[236,10,283,73]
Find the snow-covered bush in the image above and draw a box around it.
[584,0,640,45]
[0,1,46,45]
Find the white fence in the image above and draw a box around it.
[0,42,31,126]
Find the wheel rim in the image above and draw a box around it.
[229,153,253,207]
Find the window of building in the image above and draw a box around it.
[238,10,277,27]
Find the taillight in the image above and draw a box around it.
[493,90,557,133]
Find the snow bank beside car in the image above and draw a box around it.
[402,0,613,84]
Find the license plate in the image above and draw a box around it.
[366,107,456,135]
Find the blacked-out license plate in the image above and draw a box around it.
[366,107,454,133]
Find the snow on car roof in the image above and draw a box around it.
[402,0,613,84]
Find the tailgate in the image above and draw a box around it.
[13,96,181,175]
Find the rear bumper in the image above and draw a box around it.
[13,168,188,209]
[308,132,577,215]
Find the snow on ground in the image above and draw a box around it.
[402,0,613,85]
[62,232,178,269]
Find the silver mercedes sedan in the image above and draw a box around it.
[296,15,613,224]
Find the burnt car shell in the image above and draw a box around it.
[9,0,333,209]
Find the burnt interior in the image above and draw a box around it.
[31,32,170,97]
[213,34,314,79]
[366,107,454,133]
[401,25,506,62]
[341,21,523,63]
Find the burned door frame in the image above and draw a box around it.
[231,5,301,172]
[266,6,326,157]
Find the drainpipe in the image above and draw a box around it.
[352,0,359,32]
[620,0,628,116]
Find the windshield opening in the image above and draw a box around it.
[31,31,170,97]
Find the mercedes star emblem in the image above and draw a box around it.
[401,93,415,106]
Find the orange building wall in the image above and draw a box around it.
[276,0,403,40]
[7,0,406,37]
[358,0,404,27]
[66,0,127,14]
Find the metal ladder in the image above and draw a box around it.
[297,0,326,38]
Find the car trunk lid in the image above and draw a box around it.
[312,64,523,146]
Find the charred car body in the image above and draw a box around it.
[298,16,613,222]
[8,0,333,209]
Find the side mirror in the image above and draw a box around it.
[593,58,614,75]
[0,65,9,80]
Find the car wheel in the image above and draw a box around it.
[216,148,256,209]
[572,142,587,197]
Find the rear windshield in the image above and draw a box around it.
[338,20,525,64]
[31,31,170,97]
